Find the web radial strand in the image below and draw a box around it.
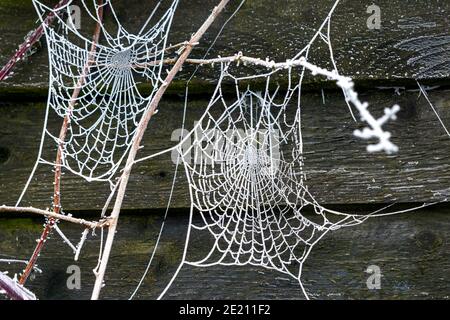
[32,0,179,181]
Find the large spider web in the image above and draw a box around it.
[130,0,409,300]
[18,0,179,205]
[177,64,373,298]
[155,65,374,300]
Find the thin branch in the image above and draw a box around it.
[0,260,42,274]
[0,0,70,81]
[163,41,190,53]
[54,224,77,252]
[191,54,400,153]
[135,52,349,68]
[0,206,109,229]
[90,0,231,300]
[75,229,89,261]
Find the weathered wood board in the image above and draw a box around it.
[0,0,449,99]
[1,88,450,210]
[0,208,448,300]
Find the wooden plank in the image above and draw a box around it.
[0,208,448,299]
[0,0,449,98]
[1,88,450,210]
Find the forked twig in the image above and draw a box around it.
[135,53,400,154]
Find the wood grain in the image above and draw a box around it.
[0,0,449,98]
[0,209,448,300]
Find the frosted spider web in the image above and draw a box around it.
[173,65,377,299]
[17,0,179,205]
[128,0,425,300]
[154,64,405,300]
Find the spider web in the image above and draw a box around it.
[129,0,406,300]
[162,64,373,299]
[18,0,179,203]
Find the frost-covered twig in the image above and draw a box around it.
[297,58,399,153]
[0,0,70,81]
[0,205,109,229]
[52,226,89,260]
[54,224,77,252]
[18,0,105,286]
[0,272,36,300]
[150,53,400,153]
[74,229,89,261]
[0,259,42,274]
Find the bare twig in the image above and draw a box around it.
[163,41,190,53]
[0,0,70,81]
[74,229,89,261]
[19,0,105,285]
[0,260,42,275]
[90,0,231,300]
[0,206,109,229]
